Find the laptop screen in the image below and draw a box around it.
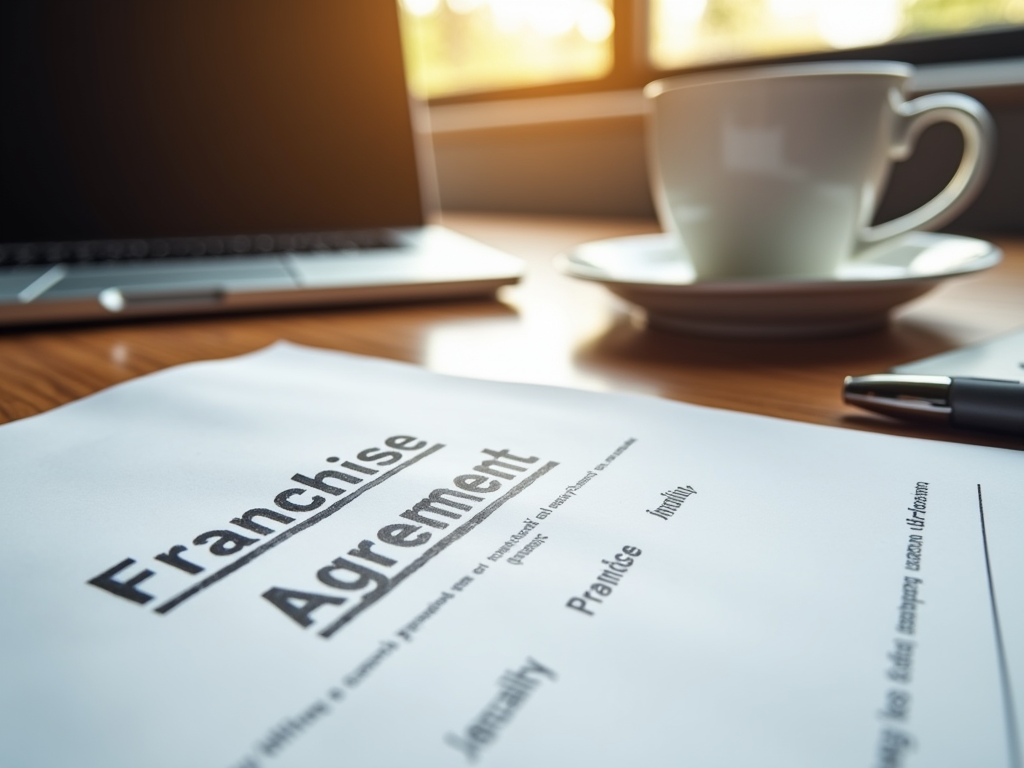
[1,0,425,245]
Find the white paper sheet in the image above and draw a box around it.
[0,342,1020,768]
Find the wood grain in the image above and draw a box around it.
[1,213,1022,450]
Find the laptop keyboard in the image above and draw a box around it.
[0,229,400,267]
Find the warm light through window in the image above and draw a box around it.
[398,0,614,99]
[650,0,1024,69]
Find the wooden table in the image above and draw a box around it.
[2,213,1022,450]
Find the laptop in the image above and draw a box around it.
[0,0,522,326]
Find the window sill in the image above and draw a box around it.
[428,56,1024,135]
[426,57,1024,230]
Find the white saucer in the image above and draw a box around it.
[556,231,1001,338]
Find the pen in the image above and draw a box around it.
[843,374,1024,435]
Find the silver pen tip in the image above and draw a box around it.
[843,374,953,424]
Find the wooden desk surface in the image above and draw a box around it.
[2,213,1022,450]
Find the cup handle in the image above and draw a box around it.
[857,91,995,249]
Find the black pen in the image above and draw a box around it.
[843,374,1024,435]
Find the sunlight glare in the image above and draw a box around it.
[767,0,815,17]
[529,0,580,37]
[578,1,615,42]
[662,0,708,25]
[489,0,526,33]
[446,0,484,15]
[815,0,903,49]
[401,0,441,18]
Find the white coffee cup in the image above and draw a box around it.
[644,61,994,282]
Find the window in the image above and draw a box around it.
[399,0,1024,103]
[651,0,1024,70]
[398,0,615,99]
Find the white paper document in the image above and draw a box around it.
[1,343,1020,768]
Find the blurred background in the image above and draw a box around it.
[394,0,1024,232]
[399,0,1023,98]
[400,0,615,98]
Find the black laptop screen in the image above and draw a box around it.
[0,0,425,244]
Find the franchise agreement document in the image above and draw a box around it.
[0,344,1020,768]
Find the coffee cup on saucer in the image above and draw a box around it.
[644,61,994,282]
